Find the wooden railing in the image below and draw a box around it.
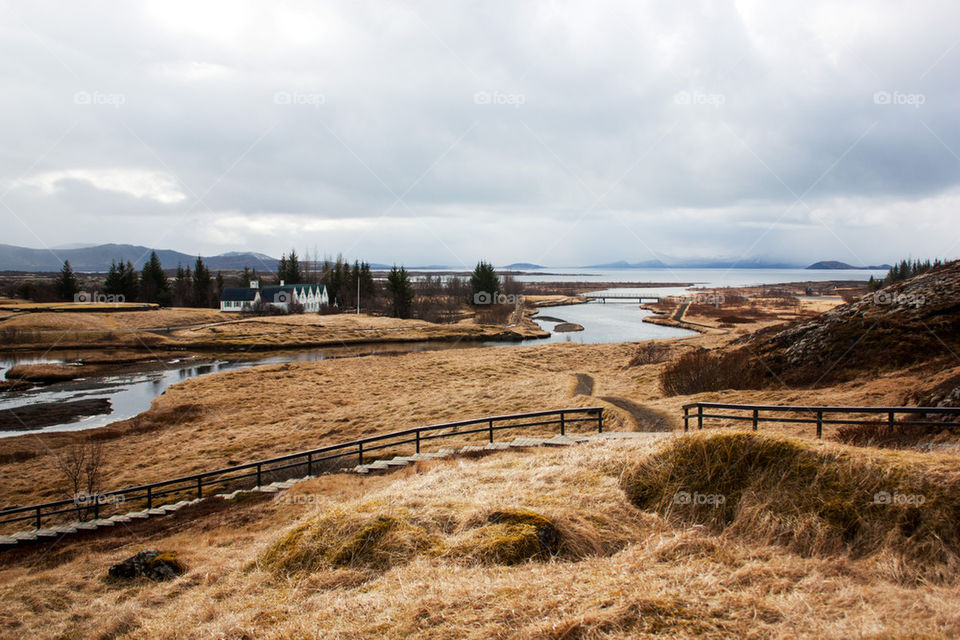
[682,402,960,439]
[0,407,604,533]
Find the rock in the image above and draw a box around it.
[108,548,185,581]
[553,322,584,332]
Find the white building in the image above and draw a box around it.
[220,280,329,313]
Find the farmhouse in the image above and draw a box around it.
[219,281,329,313]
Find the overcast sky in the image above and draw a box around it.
[1,1,958,268]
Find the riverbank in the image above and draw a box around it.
[0,307,548,353]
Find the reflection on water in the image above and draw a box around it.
[529,301,695,344]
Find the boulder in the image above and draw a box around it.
[108,548,185,581]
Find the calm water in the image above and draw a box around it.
[529,302,694,344]
[513,267,888,286]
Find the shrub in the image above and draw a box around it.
[659,348,761,396]
[627,342,671,367]
[834,422,957,448]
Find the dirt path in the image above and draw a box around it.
[570,372,674,431]
[572,373,594,396]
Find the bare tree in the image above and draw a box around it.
[52,440,105,521]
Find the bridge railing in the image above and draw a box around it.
[0,407,604,533]
[682,402,960,439]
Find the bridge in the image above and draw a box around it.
[585,293,662,303]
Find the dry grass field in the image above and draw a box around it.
[2,440,959,639]
[0,307,546,352]
[1,274,959,638]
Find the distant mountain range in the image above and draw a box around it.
[0,243,280,272]
[806,261,892,270]
[583,258,799,269]
[0,243,895,274]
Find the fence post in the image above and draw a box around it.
[697,405,703,430]
[816,411,823,439]
[416,430,421,454]
[683,406,689,432]
[36,506,41,530]
[197,476,203,499]
[597,409,603,433]
[147,486,152,510]
[489,419,494,443]
[888,412,895,428]
[560,412,565,436]
[93,497,99,521]
[307,452,313,477]
[256,464,262,487]
[753,408,759,431]
[358,442,363,466]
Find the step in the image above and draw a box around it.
[51,524,79,534]
[0,535,17,547]
[125,511,150,519]
[256,485,280,493]
[91,519,117,527]
[146,508,167,516]
[74,521,100,530]
[107,515,132,524]
[383,459,410,467]
[33,528,60,539]
[482,442,511,451]
[12,531,38,541]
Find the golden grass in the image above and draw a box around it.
[0,307,546,350]
[622,431,960,584]
[2,441,959,639]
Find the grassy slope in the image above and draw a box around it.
[2,441,959,639]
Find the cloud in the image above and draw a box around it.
[0,0,957,265]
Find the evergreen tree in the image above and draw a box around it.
[386,265,414,318]
[215,271,225,301]
[276,254,288,283]
[104,260,138,301]
[56,260,80,301]
[359,261,375,306]
[469,261,500,305]
[139,251,171,305]
[173,264,191,306]
[241,266,252,287]
[192,257,212,308]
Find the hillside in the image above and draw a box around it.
[0,243,278,272]
[746,260,960,385]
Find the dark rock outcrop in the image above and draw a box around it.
[108,549,185,581]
